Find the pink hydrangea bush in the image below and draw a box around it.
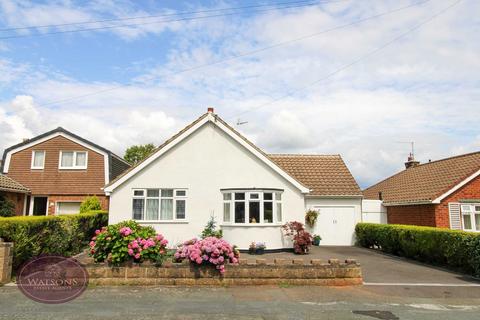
[174,237,239,274]
[89,220,170,265]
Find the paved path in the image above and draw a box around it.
[1,285,480,319]
[247,246,480,285]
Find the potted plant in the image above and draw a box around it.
[255,242,266,255]
[282,221,313,255]
[313,234,321,246]
[305,209,319,228]
[248,242,256,255]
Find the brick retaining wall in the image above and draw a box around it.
[84,258,362,286]
[0,239,13,285]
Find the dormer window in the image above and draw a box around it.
[31,150,45,169]
[59,151,88,169]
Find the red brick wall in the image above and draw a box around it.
[7,135,106,195]
[1,191,26,216]
[387,204,436,227]
[435,174,480,228]
[46,195,109,215]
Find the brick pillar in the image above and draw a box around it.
[0,239,13,285]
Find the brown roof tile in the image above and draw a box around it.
[363,152,480,204]
[0,174,30,193]
[268,154,362,196]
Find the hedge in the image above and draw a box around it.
[355,223,480,277]
[0,211,108,270]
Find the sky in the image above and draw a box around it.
[0,0,479,188]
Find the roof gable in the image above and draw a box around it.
[104,112,310,194]
[363,152,480,205]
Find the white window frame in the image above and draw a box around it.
[59,151,88,170]
[460,204,480,232]
[131,188,187,222]
[31,150,45,169]
[221,189,283,226]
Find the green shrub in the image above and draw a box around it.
[355,223,480,277]
[200,216,223,239]
[79,196,102,213]
[0,210,108,270]
[0,194,15,217]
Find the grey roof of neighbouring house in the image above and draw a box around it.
[0,174,30,193]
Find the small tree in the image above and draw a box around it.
[282,221,313,254]
[124,143,156,165]
[80,196,102,213]
[0,194,15,217]
[201,216,223,239]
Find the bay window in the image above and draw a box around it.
[461,204,480,232]
[132,189,187,221]
[222,189,283,224]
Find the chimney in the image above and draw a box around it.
[405,152,420,169]
[207,107,214,113]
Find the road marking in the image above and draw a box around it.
[363,282,480,287]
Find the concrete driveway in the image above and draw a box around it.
[245,246,480,285]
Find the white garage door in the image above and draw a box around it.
[57,202,81,215]
[313,206,356,246]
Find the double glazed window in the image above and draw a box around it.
[31,150,45,169]
[461,204,480,232]
[132,189,186,221]
[222,190,282,224]
[59,151,87,169]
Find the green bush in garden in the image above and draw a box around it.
[355,223,480,277]
[0,211,108,270]
[79,195,102,213]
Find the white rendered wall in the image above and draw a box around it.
[109,122,305,250]
[361,199,387,224]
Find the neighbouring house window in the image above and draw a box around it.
[31,150,45,169]
[460,204,480,232]
[59,151,88,169]
[132,189,187,221]
[222,190,283,224]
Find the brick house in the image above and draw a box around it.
[363,152,480,232]
[0,174,30,216]
[1,128,130,215]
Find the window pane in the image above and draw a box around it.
[161,189,173,197]
[176,190,186,197]
[275,192,282,201]
[176,200,186,219]
[235,202,245,223]
[132,198,144,220]
[223,202,231,222]
[250,193,259,199]
[160,199,173,220]
[475,206,480,212]
[235,193,245,200]
[264,202,273,223]
[223,193,231,201]
[475,214,480,231]
[249,202,260,223]
[276,203,282,222]
[133,190,144,196]
[61,152,74,167]
[147,189,159,197]
[264,193,273,200]
[33,151,45,167]
[146,199,159,220]
[76,152,86,166]
[463,214,472,230]
[461,205,471,212]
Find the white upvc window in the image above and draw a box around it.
[59,151,88,169]
[222,189,283,225]
[461,204,480,232]
[31,150,45,169]
[132,188,187,221]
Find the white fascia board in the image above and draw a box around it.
[3,132,110,184]
[432,169,480,204]
[105,113,310,194]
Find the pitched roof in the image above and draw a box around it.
[269,154,362,196]
[0,174,30,193]
[363,152,480,205]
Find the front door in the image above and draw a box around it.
[32,197,48,216]
[313,206,356,245]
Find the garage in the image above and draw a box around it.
[56,202,81,215]
[312,206,357,246]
